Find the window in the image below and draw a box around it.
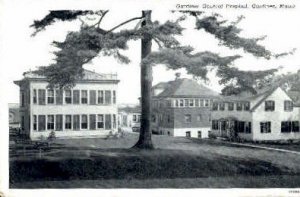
[56,90,63,105]
[260,122,271,133]
[212,120,219,130]
[65,90,72,104]
[113,114,116,129]
[47,115,54,130]
[189,99,194,107]
[73,115,80,130]
[151,115,156,123]
[175,100,179,107]
[195,99,199,107]
[198,131,202,138]
[81,90,88,104]
[244,102,250,111]
[220,121,226,131]
[185,114,192,123]
[281,121,300,133]
[89,114,96,130]
[138,115,141,123]
[113,90,116,104]
[55,115,63,131]
[281,121,292,133]
[237,121,245,133]
[97,115,104,129]
[292,121,300,132]
[133,115,137,122]
[105,114,112,130]
[38,115,46,131]
[167,115,171,123]
[97,91,104,104]
[236,102,242,111]
[21,116,25,130]
[219,103,225,111]
[197,114,202,122]
[105,90,111,104]
[65,115,72,129]
[33,115,37,131]
[200,99,204,107]
[284,100,293,111]
[179,99,184,107]
[205,99,209,107]
[38,89,46,105]
[21,92,25,107]
[265,100,275,111]
[73,90,80,104]
[186,131,191,138]
[228,102,234,111]
[184,99,189,107]
[47,89,54,104]
[167,100,171,107]
[81,115,88,129]
[33,89,37,104]
[89,90,96,105]
[212,103,218,111]
[245,122,252,133]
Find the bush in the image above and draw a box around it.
[208,131,217,139]
[47,131,56,141]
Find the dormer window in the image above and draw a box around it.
[284,100,293,111]
[265,100,275,111]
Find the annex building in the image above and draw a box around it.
[151,75,219,138]
[211,86,300,141]
[14,69,119,140]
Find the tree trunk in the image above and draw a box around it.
[133,10,154,149]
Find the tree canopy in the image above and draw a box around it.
[31,10,294,95]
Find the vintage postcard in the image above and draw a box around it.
[1,0,300,196]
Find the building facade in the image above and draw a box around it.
[14,70,119,140]
[211,87,300,141]
[118,105,141,132]
[151,77,219,138]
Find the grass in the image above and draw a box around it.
[9,133,300,188]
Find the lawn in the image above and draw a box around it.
[9,133,300,188]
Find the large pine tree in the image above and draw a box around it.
[31,10,293,149]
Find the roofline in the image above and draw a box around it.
[152,95,220,99]
[250,86,288,112]
[14,78,120,85]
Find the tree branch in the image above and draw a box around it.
[92,10,109,28]
[107,16,144,33]
[153,38,162,49]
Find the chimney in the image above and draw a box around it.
[175,72,181,80]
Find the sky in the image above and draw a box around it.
[1,0,300,105]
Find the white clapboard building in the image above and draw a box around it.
[14,69,119,140]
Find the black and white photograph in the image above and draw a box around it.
[1,0,300,196]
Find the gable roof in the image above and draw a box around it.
[153,78,219,98]
[217,86,294,112]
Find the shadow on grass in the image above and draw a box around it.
[10,148,294,188]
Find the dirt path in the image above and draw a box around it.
[227,141,300,155]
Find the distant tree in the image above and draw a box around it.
[31,10,293,149]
